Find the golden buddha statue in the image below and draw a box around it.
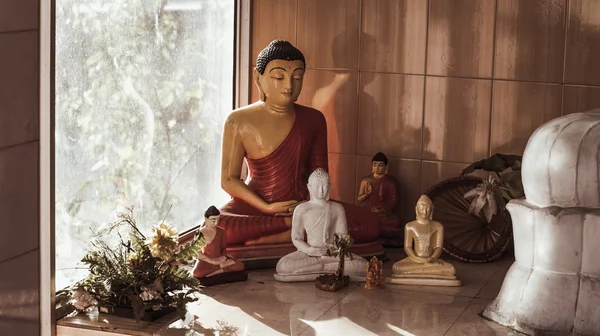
[388,195,461,287]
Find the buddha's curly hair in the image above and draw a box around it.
[256,40,306,75]
[417,195,434,211]
[308,168,329,185]
[372,152,388,165]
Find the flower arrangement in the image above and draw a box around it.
[56,207,205,322]
[461,153,524,223]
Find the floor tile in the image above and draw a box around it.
[445,298,525,335]
[63,254,521,336]
[301,288,472,336]
[178,279,358,335]
[477,263,512,300]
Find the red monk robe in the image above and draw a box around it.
[192,227,245,278]
[219,105,380,246]
[359,174,401,232]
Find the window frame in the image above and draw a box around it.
[41,0,251,331]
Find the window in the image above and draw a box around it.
[55,0,236,290]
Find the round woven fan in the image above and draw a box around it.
[424,175,513,263]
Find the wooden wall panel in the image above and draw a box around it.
[563,85,600,115]
[296,70,359,154]
[297,0,360,69]
[427,0,496,78]
[565,0,600,85]
[360,0,428,74]
[423,77,492,163]
[490,81,562,155]
[329,153,357,203]
[248,0,600,222]
[357,73,424,159]
[250,0,297,63]
[494,0,566,82]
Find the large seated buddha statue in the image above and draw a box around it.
[180,40,381,260]
[388,195,461,287]
[274,168,367,282]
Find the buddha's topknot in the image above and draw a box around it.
[256,40,306,74]
[308,168,329,185]
[204,205,220,218]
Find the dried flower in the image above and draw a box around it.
[139,288,161,302]
[126,252,140,269]
[71,288,97,311]
[139,279,164,302]
[147,279,164,294]
[464,176,504,223]
[148,223,179,260]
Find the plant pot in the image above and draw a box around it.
[98,304,177,322]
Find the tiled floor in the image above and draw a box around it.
[155,249,523,336]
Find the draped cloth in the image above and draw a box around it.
[219,104,380,245]
[361,175,399,213]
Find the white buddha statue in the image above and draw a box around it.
[274,168,368,282]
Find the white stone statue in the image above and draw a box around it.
[274,168,368,282]
[482,110,600,335]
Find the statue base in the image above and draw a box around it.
[195,270,248,287]
[387,274,461,287]
[315,274,349,292]
[274,272,365,283]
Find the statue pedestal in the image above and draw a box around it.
[482,200,600,335]
[387,274,461,287]
[196,270,248,287]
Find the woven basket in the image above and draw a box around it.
[424,175,513,263]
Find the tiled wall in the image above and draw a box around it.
[248,0,600,225]
[0,1,41,335]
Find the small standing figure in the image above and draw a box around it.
[192,206,247,286]
[365,256,384,289]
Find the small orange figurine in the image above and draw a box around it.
[192,206,247,286]
[365,256,384,289]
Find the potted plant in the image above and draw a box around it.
[461,153,524,223]
[57,207,205,322]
